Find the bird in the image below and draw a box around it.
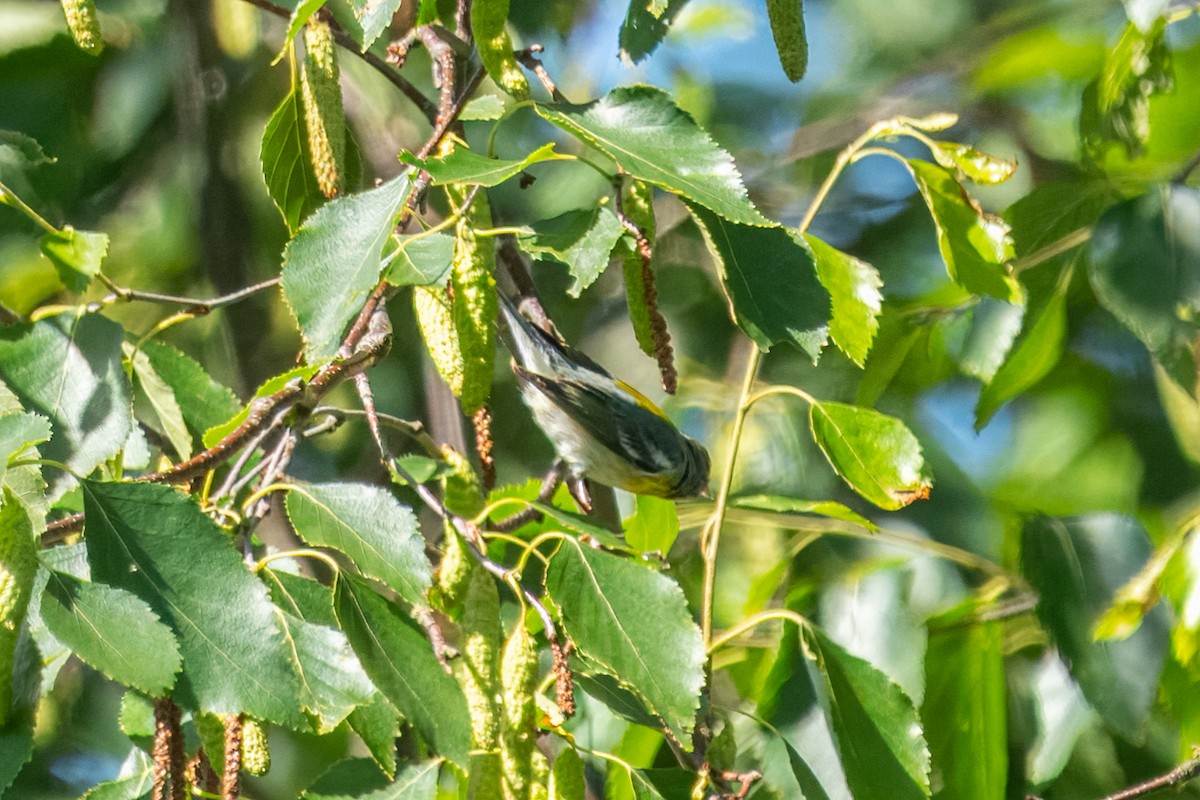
[497,293,710,509]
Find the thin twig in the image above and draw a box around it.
[515,45,566,101]
[90,277,281,315]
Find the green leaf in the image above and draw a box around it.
[300,757,439,800]
[731,494,877,531]
[268,568,378,734]
[40,570,181,696]
[284,482,432,608]
[619,0,690,64]
[125,344,192,462]
[0,725,33,797]
[975,285,1067,429]
[857,314,922,407]
[923,614,1005,800]
[1081,17,1172,162]
[766,0,807,82]
[82,480,305,727]
[399,142,562,187]
[139,340,241,443]
[689,205,829,359]
[328,0,403,50]
[0,314,131,501]
[757,723,832,800]
[536,86,769,226]
[544,539,705,746]
[1021,514,1169,733]
[383,232,454,287]
[1088,185,1200,392]
[947,297,1024,383]
[262,87,326,233]
[1005,179,1116,260]
[928,142,1016,185]
[81,748,154,800]
[622,494,680,554]
[806,626,931,800]
[347,694,401,778]
[516,205,626,297]
[282,172,413,359]
[809,401,931,510]
[805,234,883,367]
[38,227,108,292]
[334,572,471,767]
[202,364,322,449]
[903,159,1022,303]
[0,412,50,488]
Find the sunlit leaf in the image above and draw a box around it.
[805,234,883,367]
[399,142,562,187]
[545,539,705,746]
[284,482,432,608]
[334,573,470,767]
[690,206,829,359]
[928,142,1016,185]
[262,87,325,233]
[619,0,690,64]
[38,227,107,292]
[282,173,412,359]
[731,494,877,531]
[976,285,1067,429]
[903,159,1022,303]
[0,314,131,501]
[923,609,1005,800]
[383,232,453,287]
[299,757,439,800]
[536,86,769,226]
[83,481,306,727]
[139,340,241,445]
[516,205,626,297]
[40,571,181,696]
[622,494,680,553]
[125,344,192,462]
[809,401,931,510]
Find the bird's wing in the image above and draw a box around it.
[514,366,684,476]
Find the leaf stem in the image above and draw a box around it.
[707,609,808,653]
[1011,227,1091,274]
[796,122,896,233]
[0,180,58,234]
[700,342,761,647]
[255,548,342,575]
[742,384,818,411]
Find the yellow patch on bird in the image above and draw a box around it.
[613,378,671,421]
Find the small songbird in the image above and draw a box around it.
[497,294,711,506]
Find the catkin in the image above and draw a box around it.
[500,622,539,800]
[449,187,497,414]
[60,0,104,55]
[300,16,346,198]
[415,285,465,399]
[240,719,270,776]
[470,0,530,99]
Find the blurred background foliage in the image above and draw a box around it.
[2,0,1200,797]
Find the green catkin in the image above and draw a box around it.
[441,445,485,518]
[470,0,530,99]
[766,0,808,82]
[60,0,104,55]
[300,16,346,198]
[434,528,472,612]
[460,568,502,750]
[240,719,270,776]
[500,622,539,800]
[0,491,37,724]
[414,285,465,398]
[449,185,497,414]
[620,179,658,357]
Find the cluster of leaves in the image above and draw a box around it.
[0,0,1199,798]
